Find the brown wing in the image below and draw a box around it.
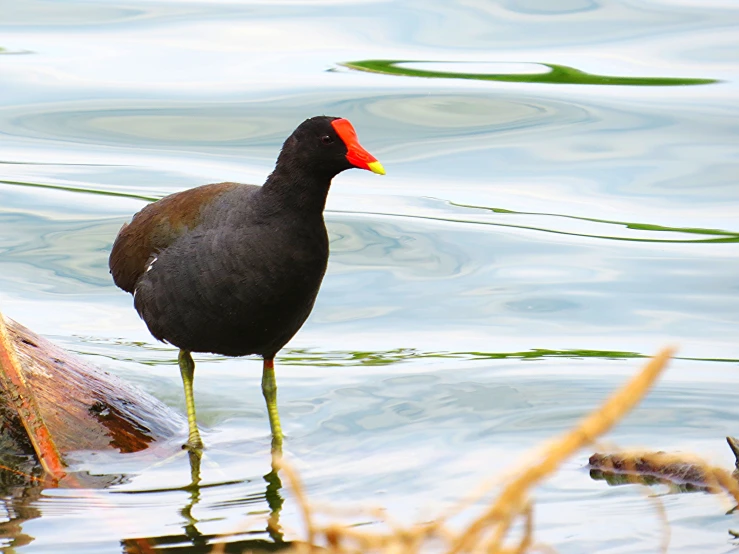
[109,182,240,293]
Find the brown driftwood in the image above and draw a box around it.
[589,437,739,493]
[0,312,183,478]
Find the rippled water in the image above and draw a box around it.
[1,1,739,552]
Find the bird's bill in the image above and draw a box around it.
[331,118,386,175]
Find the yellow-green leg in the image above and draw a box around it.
[178,350,204,451]
[262,358,283,453]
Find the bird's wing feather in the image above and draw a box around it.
[108,181,241,293]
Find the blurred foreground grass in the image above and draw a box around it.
[214,348,739,554]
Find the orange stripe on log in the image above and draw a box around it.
[0,313,66,480]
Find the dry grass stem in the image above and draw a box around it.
[447,347,675,553]
[278,457,317,550]
[265,348,687,554]
[648,488,670,554]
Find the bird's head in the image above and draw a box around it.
[277,116,385,179]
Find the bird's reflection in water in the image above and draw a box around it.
[179,450,207,550]
[121,445,291,553]
[1,415,290,553]
[264,452,285,544]
[179,447,287,548]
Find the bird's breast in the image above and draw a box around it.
[134,219,329,357]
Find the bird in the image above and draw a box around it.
[109,116,384,452]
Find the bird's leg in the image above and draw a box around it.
[261,358,283,453]
[178,350,204,451]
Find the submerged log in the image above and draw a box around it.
[589,437,739,493]
[0,312,183,477]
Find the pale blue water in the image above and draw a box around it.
[1,1,739,552]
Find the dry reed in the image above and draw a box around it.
[277,347,675,553]
[227,347,739,553]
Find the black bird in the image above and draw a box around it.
[109,116,384,451]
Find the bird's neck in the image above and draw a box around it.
[261,164,334,216]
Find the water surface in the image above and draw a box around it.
[1,1,739,552]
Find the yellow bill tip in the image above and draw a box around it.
[367,161,386,175]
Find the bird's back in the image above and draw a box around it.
[109,182,242,293]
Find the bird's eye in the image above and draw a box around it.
[320,135,334,145]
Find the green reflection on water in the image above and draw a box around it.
[8,179,737,243]
[70,339,739,369]
[278,348,738,366]
[341,59,718,87]
[451,201,739,243]
[1,179,158,202]
[0,47,31,55]
[333,207,739,244]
